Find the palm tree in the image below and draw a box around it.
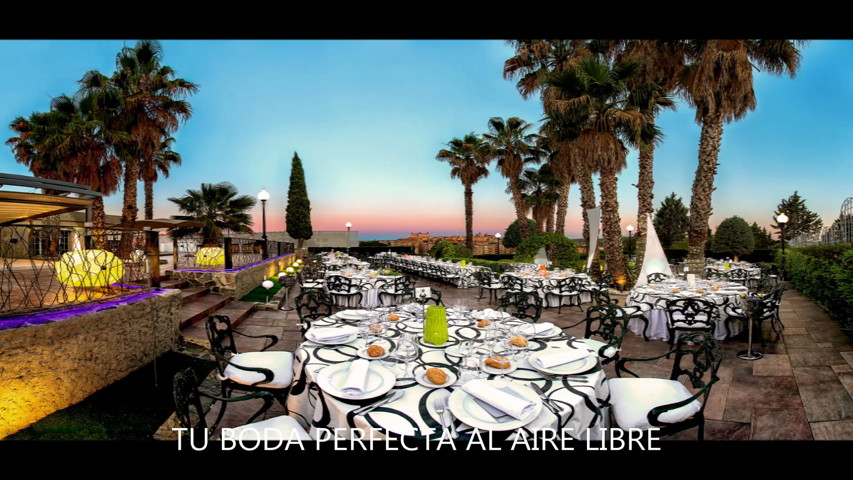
[436,133,492,250]
[80,40,197,228]
[543,57,648,285]
[168,182,257,245]
[678,40,802,274]
[538,118,578,235]
[140,134,181,220]
[598,40,683,270]
[514,164,561,234]
[483,117,541,240]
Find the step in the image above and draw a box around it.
[179,294,231,330]
[179,300,254,349]
[180,286,209,304]
[161,278,190,289]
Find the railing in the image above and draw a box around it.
[1,224,153,317]
[172,235,294,271]
[789,196,853,247]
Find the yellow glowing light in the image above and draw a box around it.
[55,249,125,287]
[195,247,225,266]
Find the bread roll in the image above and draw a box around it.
[425,368,447,385]
[387,314,400,322]
[509,336,528,347]
[367,345,385,357]
[477,319,491,328]
[485,356,511,369]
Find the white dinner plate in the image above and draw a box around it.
[306,330,359,346]
[481,358,518,375]
[517,324,561,339]
[357,345,391,360]
[316,361,396,400]
[415,368,457,389]
[337,310,371,320]
[447,381,542,431]
[528,350,598,375]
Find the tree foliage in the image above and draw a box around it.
[169,182,256,244]
[429,240,472,259]
[503,219,538,248]
[286,152,313,248]
[772,191,822,241]
[712,216,754,258]
[513,233,580,269]
[653,193,690,248]
[750,222,776,250]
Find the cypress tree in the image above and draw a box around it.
[286,152,313,250]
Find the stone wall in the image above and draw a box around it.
[168,253,295,299]
[0,289,182,438]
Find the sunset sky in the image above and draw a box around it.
[1,40,850,240]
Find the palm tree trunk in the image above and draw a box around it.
[687,114,724,277]
[92,196,106,249]
[545,202,555,234]
[579,172,600,276]
[533,206,545,234]
[635,141,655,270]
[509,177,530,239]
[600,169,626,284]
[120,158,139,258]
[555,182,569,235]
[144,177,154,220]
[464,183,474,250]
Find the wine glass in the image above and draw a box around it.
[396,333,419,379]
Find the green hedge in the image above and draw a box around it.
[782,245,853,334]
[513,233,580,269]
[430,240,472,259]
[308,246,414,255]
[444,257,517,273]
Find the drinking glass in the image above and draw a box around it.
[396,333,419,378]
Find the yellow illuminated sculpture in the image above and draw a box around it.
[55,249,125,287]
[195,247,225,266]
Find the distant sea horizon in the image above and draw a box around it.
[358,231,586,242]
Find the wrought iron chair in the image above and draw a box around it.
[591,287,651,342]
[727,268,750,288]
[325,274,364,307]
[413,287,445,306]
[542,276,584,313]
[561,303,633,364]
[473,267,503,304]
[204,315,295,430]
[498,291,543,323]
[377,275,415,306]
[294,290,335,337]
[500,274,539,294]
[297,269,324,293]
[646,272,668,284]
[664,298,719,353]
[609,332,722,440]
[172,368,310,441]
[437,265,460,286]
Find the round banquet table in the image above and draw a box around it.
[324,273,399,309]
[285,309,610,442]
[501,272,594,308]
[626,281,749,341]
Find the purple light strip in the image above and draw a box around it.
[0,289,173,331]
[174,253,294,273]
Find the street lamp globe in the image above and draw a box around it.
[776,213,789,224]
[626,225,634,233]
[258,189,270,202]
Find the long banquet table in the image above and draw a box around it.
[285,307,610,442]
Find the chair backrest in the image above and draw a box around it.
[413,288,443,306]
[206,314,239,357]
[664,298,718,327]
[589,286,619,306]
[172,368,208,432]
[500,274,525,292]
[549,276,583,294]
[325,274,360,293]
[582,303,630,348]
[669,331,723,405]
[729,269,749,281]
[295,290,334,331]
[647,272,667,284]
[499,291,543,322]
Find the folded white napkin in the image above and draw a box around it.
[341,359,371,397]
[519,322,555,336]
[532,349,589,369]
[462,380,535,420]
[307,326,358,342]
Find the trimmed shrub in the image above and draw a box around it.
[513,233,580,269]
[430,240,472,259]
[782,245,853,334]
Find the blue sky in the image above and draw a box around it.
[0,39,849,240]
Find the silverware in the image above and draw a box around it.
[528,382,563,413]
[433,393,458,439]
[353,390,403,415]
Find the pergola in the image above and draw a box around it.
[0,173,99,225]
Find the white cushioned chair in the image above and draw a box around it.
[608,332,722,440]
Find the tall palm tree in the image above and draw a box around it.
[505,40,591,238]
[80,40,197,228]
[483,117,541,240]
[168,182,257,245]
[678,40,802,274]
[436,133,492,250]
[514,164,561,234]
[140,134,181,220]
[544,57,648,284]
[538,117,578,235]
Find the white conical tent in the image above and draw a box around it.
[585,208,601,273]
[635,214,672,286]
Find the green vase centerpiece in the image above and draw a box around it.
[424,305,449,346]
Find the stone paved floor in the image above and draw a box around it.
[196,278,853,440]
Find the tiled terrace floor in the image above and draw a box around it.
[193,278,853,441]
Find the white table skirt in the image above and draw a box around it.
[626,290,745,341]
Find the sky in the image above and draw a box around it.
[0,39,850,241]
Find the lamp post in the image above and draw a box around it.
[258,189,270,260]
[495,232,502,256]
[626,225,634,262]
[777,213,789,281]
[346,222,352,254]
